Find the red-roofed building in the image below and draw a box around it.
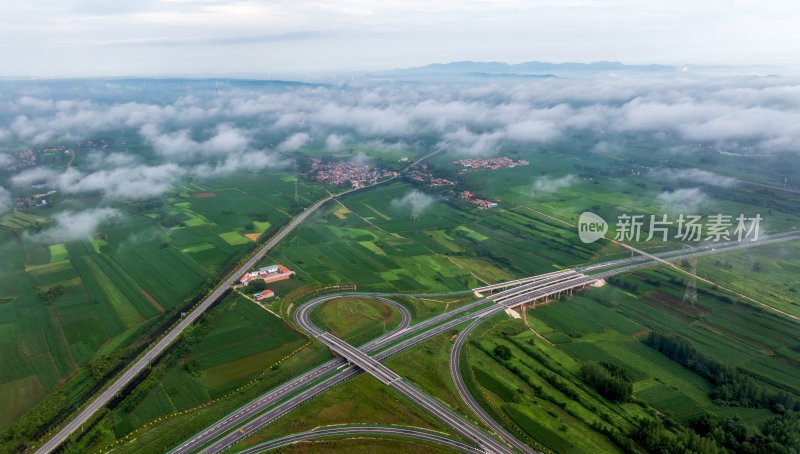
[253,290,275,301]
[240,264,295,286]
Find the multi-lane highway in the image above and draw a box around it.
[35,147,449,454]
[195,271,598,453]
[171,295,411,454]
[238,425,484,454]
[172,232,800,453]
[306,316,513,453]
[34,195,338,454]
[182,272,589,453]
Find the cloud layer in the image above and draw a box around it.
[0,186,11,215]
[30,208,122,243]
[530,174,578,196]
[658,188,708,212]
[391,190,436,214]
[2,74,800,211]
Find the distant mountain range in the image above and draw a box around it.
[382,60,677,76]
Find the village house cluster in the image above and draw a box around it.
[460,190,498,209]
[408,169,456,188]
[4,150,37,172]
[310,158,399,188]
[405,164,499,210]
[15,190,58,210]
[451,156,529,171]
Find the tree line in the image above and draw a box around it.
[644,331,799,413]
[580,361,633,402]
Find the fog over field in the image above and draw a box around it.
[1,73,800,233]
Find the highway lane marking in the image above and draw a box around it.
[180,238,796,453]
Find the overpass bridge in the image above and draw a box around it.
[473,269,575,295]
[311,325,514,454]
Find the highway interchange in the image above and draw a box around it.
[33,148,800,454]
[168,230,800,454]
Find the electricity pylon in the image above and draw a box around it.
[682,245,698,306]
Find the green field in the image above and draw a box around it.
[4,135,800,452]
[0,170,325,450]
[58,293,316,452]
[312,297,403,347]
[47,243,68,263]
[232,372,453,450]
[386,323,488,426]
[261,181,625,293]
[452,261,800,453]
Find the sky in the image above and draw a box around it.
[2,0,800,77]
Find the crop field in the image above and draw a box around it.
[261,181,625,293]
[451,254,800,452]
[5,135,799,452]
[426,141,800,252]
[108,295,308,435]
[0,169,321,434]
[63,292,320,453]
[0,212,48,233]
[693,240,800,317]
[463,313,633,453]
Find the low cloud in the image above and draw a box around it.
[140,123,250,160]
[530,174,578,196]
[31,208,122,243]
[3,75,800,213]
[359,140,408,152]
[657,188,708,212]
[391,190,436,214]
[325,133,348,152]
[85,151,139,169]
[591,141,623,154]
[277,132,310,152]
[6,75,800,159]
[192,150,285,177]
[350,151,371,165]
[0,152,13,167]
[650,168,738,188]
[0,186,11,215]
[504,119,560,143]
[439,128,504,156]
[12,165,184,200]
[11,167,57,187]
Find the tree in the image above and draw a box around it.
[247,279,269,292]
[580,361,632,402]
[493,344,512,360]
